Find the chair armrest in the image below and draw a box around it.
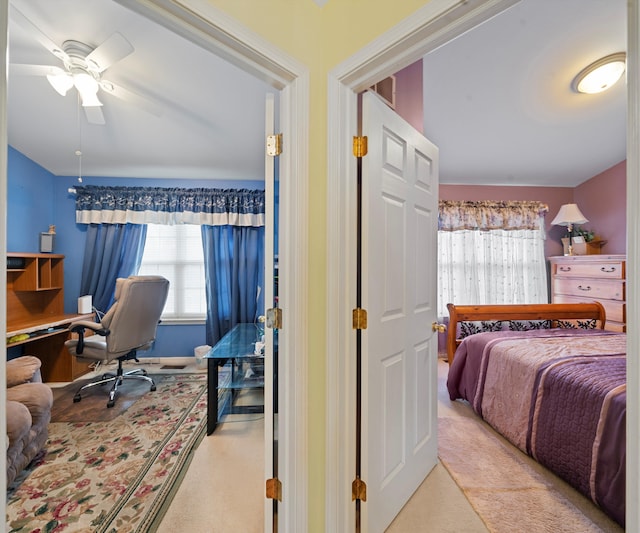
[69,321,110,354]
[69,320,110,336]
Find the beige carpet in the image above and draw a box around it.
[437,360,624,533]
[157,390,265,533]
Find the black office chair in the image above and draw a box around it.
[65,275,169,408]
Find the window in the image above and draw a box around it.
[437,228,548,316]
[437,201,549,317]
[138,224,206,320]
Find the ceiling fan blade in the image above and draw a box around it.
[100,79,163,117]
[10,64,66,77]
[85,33,134,73]
[101,79,214,131]
[9,5,68,63]
[84,106,106,126]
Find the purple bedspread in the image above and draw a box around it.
[447,328,626,526]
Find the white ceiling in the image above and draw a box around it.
[7,0,277,181]
[423,0,627,187]
[7,0,627,187]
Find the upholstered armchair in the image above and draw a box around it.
[65,275,169,408]
[6,355,53,486]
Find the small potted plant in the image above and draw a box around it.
[562,225,606,255]
[574,226,596,243]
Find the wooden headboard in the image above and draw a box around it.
[445,302,606,365]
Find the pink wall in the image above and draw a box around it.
[394,60,424,134]
[574,161,626,255]
[439,185,574,257]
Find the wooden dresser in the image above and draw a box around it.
[549,254,626,331]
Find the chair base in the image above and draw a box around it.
[73,360,156,408]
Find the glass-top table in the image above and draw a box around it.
[205,323,265,434]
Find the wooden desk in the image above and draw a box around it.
[6,252,94,382]
[7,314,95,382]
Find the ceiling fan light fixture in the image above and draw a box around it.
[72,71,103,107]
[572,52,626,94]
[46,72,73,96]
[80,91,103,107]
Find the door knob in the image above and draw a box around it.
[432,322,446,333]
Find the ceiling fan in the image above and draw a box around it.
[9,4,161,125]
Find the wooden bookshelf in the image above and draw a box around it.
[7,253,93,382]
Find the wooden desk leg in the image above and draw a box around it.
[207,358,219,435]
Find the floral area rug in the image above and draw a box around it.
[6,373,208,533]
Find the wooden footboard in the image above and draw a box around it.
[445,302,606,365]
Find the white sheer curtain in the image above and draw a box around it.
[437,201,549,316]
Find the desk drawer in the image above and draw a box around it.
[553,278,625,301]
[554,261,624,279]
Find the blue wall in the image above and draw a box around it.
[7,147,55,252]
[8,146,265,357]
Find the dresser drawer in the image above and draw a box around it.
[553,294,626,324]
[553,278,625,301]
[553,261,624,279]
[605,321,626,333]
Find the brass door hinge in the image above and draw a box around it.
[352,308,368,330]
[266,477,282,501]
[353,136,368,157]
[352,477,367,501]
[266,307,283,329]
[267,133,283,156]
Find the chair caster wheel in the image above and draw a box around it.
[107,400,115,408]
[73,395,81,403]
[150,385,156,392]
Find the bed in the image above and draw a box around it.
[445,302,626,527]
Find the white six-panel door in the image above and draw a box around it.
[361,91,439,532]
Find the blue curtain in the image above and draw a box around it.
[74,186,266,336]
[202,225,265,345]
[79,224,147,314]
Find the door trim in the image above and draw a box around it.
[114,2,311,531]
[626,2,640,530]
[0,0,8,514]
[323,0,640,530]
[328,0,640,529]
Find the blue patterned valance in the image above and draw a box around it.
[75,186,265,227]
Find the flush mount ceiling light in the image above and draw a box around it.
[572,52,626,94]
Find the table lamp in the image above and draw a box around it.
[551,203,588,255]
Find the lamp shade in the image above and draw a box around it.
[550,203,588,226]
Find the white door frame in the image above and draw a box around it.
[326,0,640,531]
[626,2,640,530]
[1,0,310,531]
[1,0,9,518]
[114,4,310,532]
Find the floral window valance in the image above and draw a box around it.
[74,186,265,227]
[438,200,548,232]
